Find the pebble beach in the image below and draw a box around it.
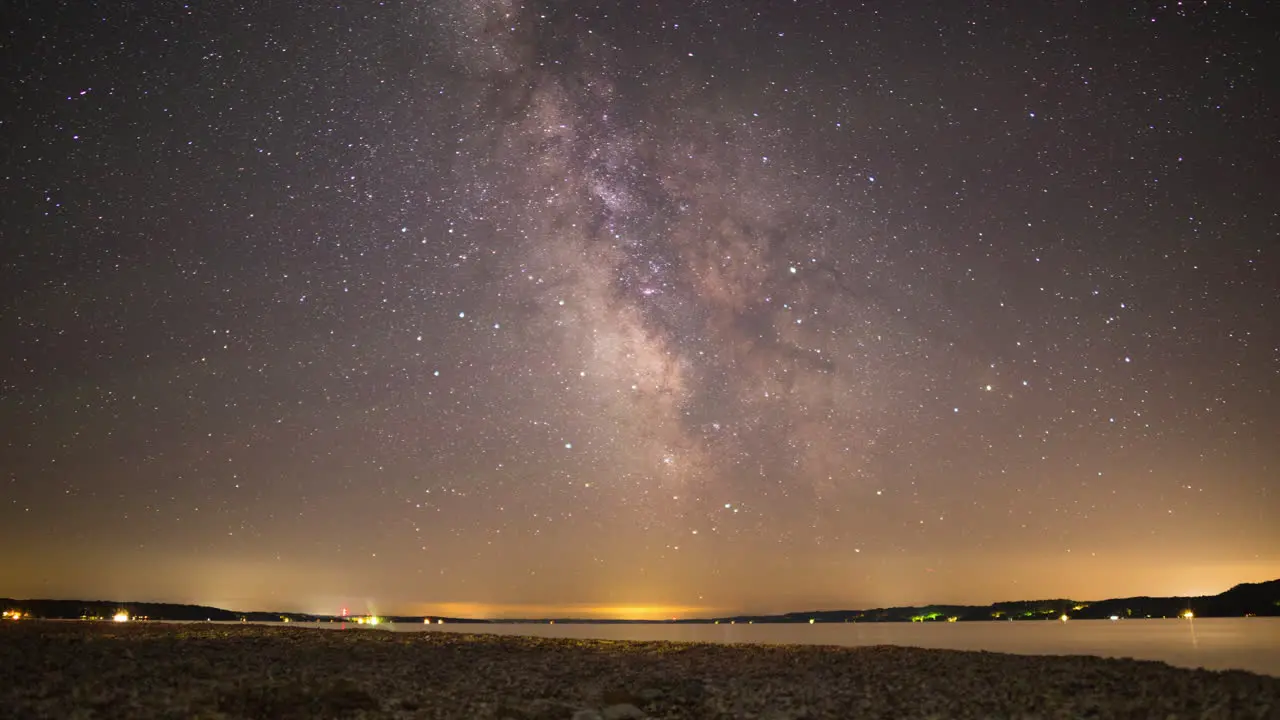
[2,621,1277,719]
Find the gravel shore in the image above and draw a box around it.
[1,621,1276,719]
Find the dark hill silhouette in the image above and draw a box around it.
[701,579,1280,624]
[0,598,484,624]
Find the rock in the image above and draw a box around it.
[637,688,663,702]
[571,710,604,720]
[601,702,647,720]
[320,678,380,714]
[761,710,802,720]
[492,700,530,719]
[659,678,707,703]
[494,698,577,720]
[601,688,641,705]
[524,698,581,720]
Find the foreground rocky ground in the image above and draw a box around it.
[1,621,1277,719]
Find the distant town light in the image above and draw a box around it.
[113,612,130,623]
[1182,611,1194,619]
[1059,614,1069,622]
[1110,615,1120,621]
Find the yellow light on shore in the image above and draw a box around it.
[1182,611,1195,619]
[1059,614,1069,622]
[3,610,21,620]
[112,612,129,623]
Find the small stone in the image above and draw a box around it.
[493,702,529,720]
[601,689,640,705]
[601,703,647,720]
[526,699,578,720]
[662,679,707,702]
[571,711,603,720]
[637,688,663,702]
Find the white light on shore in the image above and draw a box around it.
[112,612,129,623]
[1110,615,1120,621]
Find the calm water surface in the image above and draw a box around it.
[275,618,1280,677]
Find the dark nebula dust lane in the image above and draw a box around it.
[1,0,1276,617]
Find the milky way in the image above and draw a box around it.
[436,0,917,508]
[1,1,1276,617]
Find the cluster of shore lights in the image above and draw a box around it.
[353,616,381,625]
[2,610,23,620]
[422,618,446,624]
[112,612,130,623]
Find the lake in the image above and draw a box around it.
[268,617,1280,677]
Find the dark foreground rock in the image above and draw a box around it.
[0,621,1276,719]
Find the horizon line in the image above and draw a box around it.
[4,577,1274,622]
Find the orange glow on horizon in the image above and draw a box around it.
[406,601,726,620]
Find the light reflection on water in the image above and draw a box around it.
[246,618,1280,677]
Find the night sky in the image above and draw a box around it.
[2,1,1277,620]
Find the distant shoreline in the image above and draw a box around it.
[3,621,1278,719]
[3,578,1277,624]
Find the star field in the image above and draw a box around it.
[1,1,1277,618]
